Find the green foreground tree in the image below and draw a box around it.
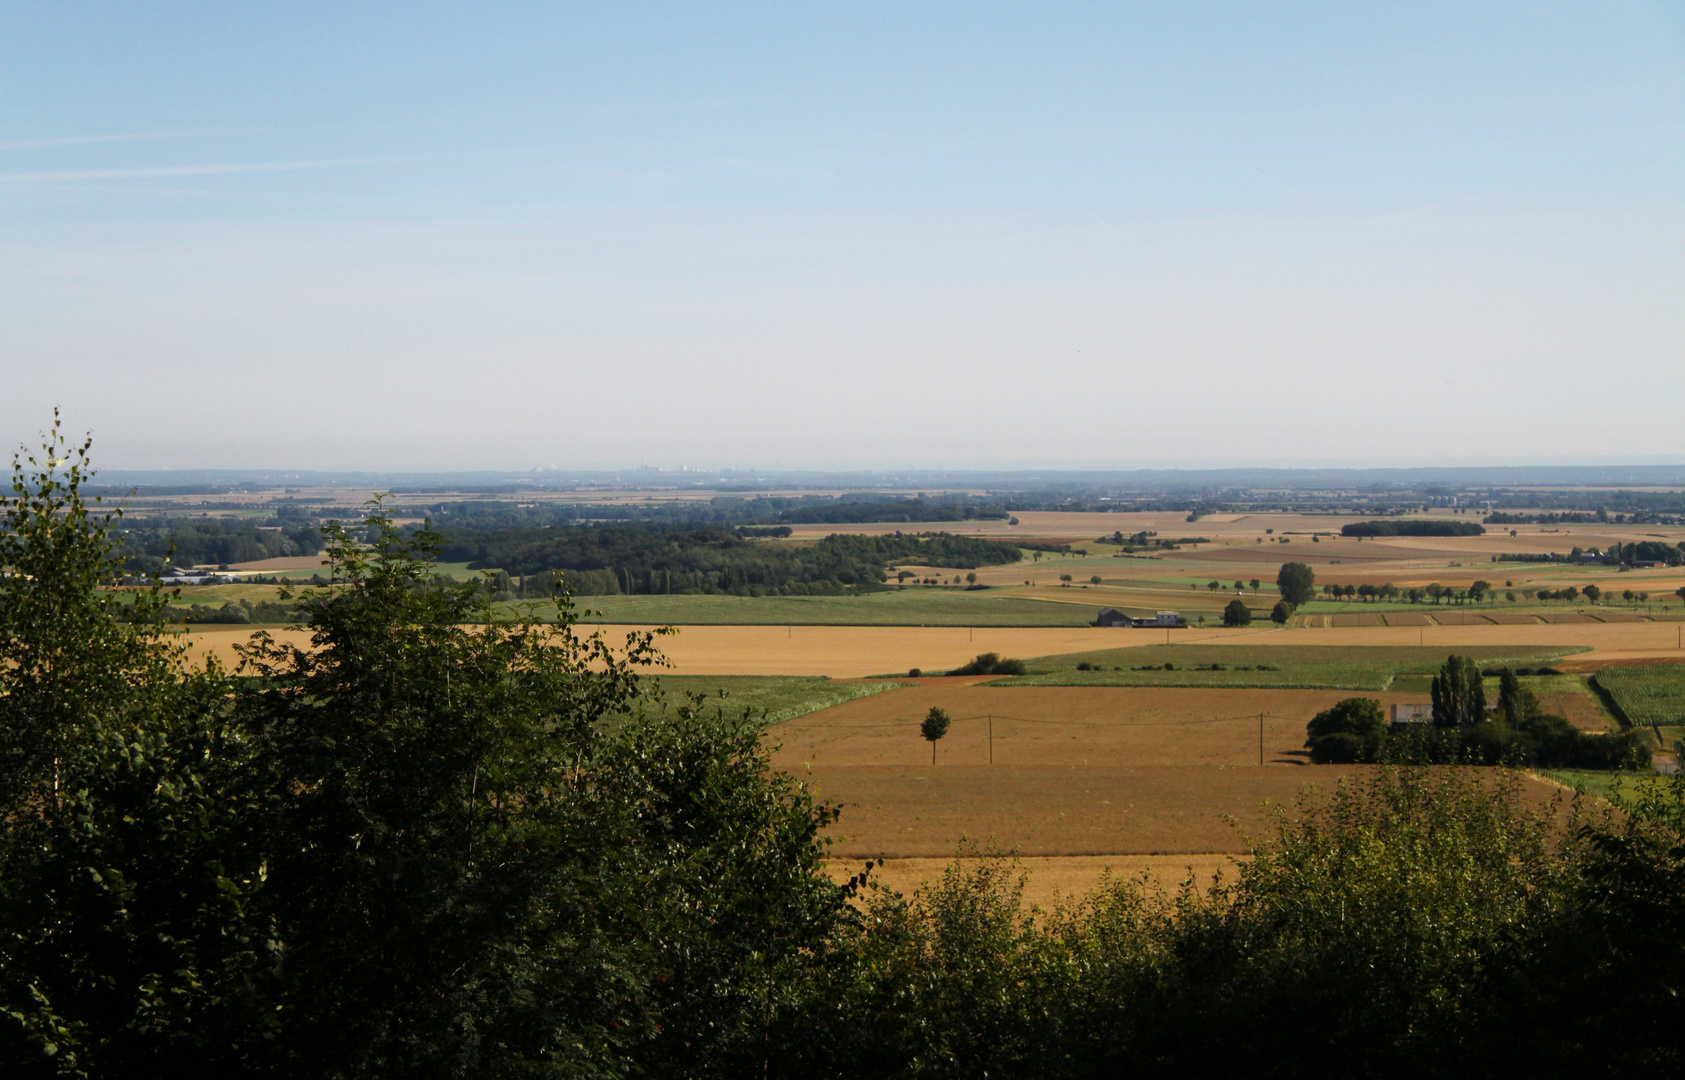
[0,423,847,1078]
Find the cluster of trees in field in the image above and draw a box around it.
[1340,520,1486,537]
[1095,530,1210,551]
[437,525,1022,596]
[945,651,1028,676]
[4,438,1683,1077]
[1495,541,1685,567]
[1306,658,1650,769]
[116,516,323,570]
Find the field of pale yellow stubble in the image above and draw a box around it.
[180,617,1685,678]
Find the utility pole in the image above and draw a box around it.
[988,714,993,763]
[1259,713,1264,766]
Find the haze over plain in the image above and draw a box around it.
[4,2,1683,469]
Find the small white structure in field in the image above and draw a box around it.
[1390,703,1432,726]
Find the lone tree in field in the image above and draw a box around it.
[1270,599,1294,624]
[921,706,951,763]
[1249,579,1260,593]
[1222,598,1252,627]
[1277,561,1316,606]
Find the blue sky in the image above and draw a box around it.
[4,3,1682,469]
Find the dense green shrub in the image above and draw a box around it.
[438,524,1021,596]
[1341,520,1486,537]
[1306,697,1386,762]
[947,651,1028,676]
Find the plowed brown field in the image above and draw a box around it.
[767,684,1431,769]
[803,764,1358,857]
[802,763,1569,858]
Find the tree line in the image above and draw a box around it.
[1341,520,1486,537]
[437,525,1023,596]
[776,500,1009,524]
[115,516,324,570]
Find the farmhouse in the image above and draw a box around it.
[1097,608,1181,628]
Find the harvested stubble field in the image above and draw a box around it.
[826,854,1244,911]
[181,619,1685,677]
[802,763,1571,859]
[767,683,1434,769]
[803,764,1365,857]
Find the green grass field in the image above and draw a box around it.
[623,675,906,728]
[985,645,1584,691]
[1537,768,1682,806]
[1594,664,1685,727]
[499,589,1096,626]
[1593,665,1685,748]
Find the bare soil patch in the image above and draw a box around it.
[1429,612,1495,626]
[804,764,1363,857]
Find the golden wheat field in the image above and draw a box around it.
[180,618,1685,676]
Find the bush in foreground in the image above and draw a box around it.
[0,424,845,1078]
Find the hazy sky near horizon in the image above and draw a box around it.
[4,2,1683,470]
